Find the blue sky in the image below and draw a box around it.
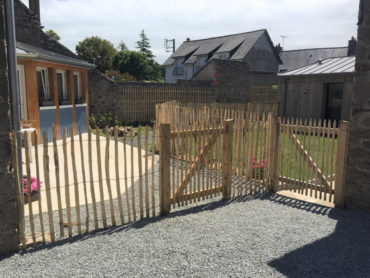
[21,0,359,64]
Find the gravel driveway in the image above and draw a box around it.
[1,192,370,278]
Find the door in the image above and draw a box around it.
[324,83,343,122]
[17,65,28,120]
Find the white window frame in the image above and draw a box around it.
[73,71,81,99]
[56,70,67,100]
[36,67,50,99]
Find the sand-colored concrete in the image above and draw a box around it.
[22,133,158,216]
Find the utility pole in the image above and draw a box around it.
[164,39,175,53]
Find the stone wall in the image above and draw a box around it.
[14,0,78,59]
[345,0,370,211]
[194,59,278,102]
[0,0,19,255]
[88,70,212,122]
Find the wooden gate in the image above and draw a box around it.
[275,119,349,206]
[159,120,233,215]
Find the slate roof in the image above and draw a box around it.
[16,42,95,69]
[279,47,348,72]
[279,56,355,77]
[163,29,270,66]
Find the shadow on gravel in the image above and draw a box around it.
[268,204,370,277]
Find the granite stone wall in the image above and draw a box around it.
[88,70,212,122]
[0,0,19,255]
[194,59,278,102]
[345,0,370,211]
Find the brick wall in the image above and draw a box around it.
[345,0,370,211]
[0,0,19,255]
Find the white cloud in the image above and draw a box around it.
[21,0,359,63]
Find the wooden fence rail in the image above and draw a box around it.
[11,111,349,251]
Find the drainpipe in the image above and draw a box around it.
[6,0,24,217]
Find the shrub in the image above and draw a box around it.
[89,113,121,129]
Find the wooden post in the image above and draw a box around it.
[334,121,350,208]
[222,119,233,200]
[159,123,171,216]
[271,117,281,191]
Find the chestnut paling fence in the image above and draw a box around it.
[12,112,349,251]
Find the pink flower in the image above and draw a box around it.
[260,163,264,168]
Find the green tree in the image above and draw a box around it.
[76,36,117,72]
[112,50,150,80]
[45,29,60,41]
[117,41,128,51]
[136,30,154,59]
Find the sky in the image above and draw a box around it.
[21,0,359,64]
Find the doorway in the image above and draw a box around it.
[324,83,343,122]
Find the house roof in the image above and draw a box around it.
[279,56,355,77]
[16,42,95,69]
[163,29,269,66]
[279,47,348,72]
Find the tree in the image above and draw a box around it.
[45,29,60,41]
[136,30,154,59]
[113,50,150,80]
[117,41,128,51]
[76,36,117,72]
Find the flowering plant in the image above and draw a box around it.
[23,176,43,195]
[252,156,264,179]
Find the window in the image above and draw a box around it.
[73,72,81,101]
[36,68,49,101]
[56,70,67,103]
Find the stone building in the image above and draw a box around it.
[163,30,281,103]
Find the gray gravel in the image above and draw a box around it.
[1,192,370,277]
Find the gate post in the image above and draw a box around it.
[159,123,171,216]
[334,121,350,208]
[222,119,233,200]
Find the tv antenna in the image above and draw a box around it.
[280,35,289,47]
[164,39,175,53]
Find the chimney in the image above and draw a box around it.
[186,38,190,42]
[29,0,40,24]
[347,36,357,56]
[274,43,283,56]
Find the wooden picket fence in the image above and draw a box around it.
[11,110,349,251]
[12,125,159,249]
[154,101,279,148]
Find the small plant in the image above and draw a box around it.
[23,176,43,195]
[89,113,121,129]
[252,156,264,179]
